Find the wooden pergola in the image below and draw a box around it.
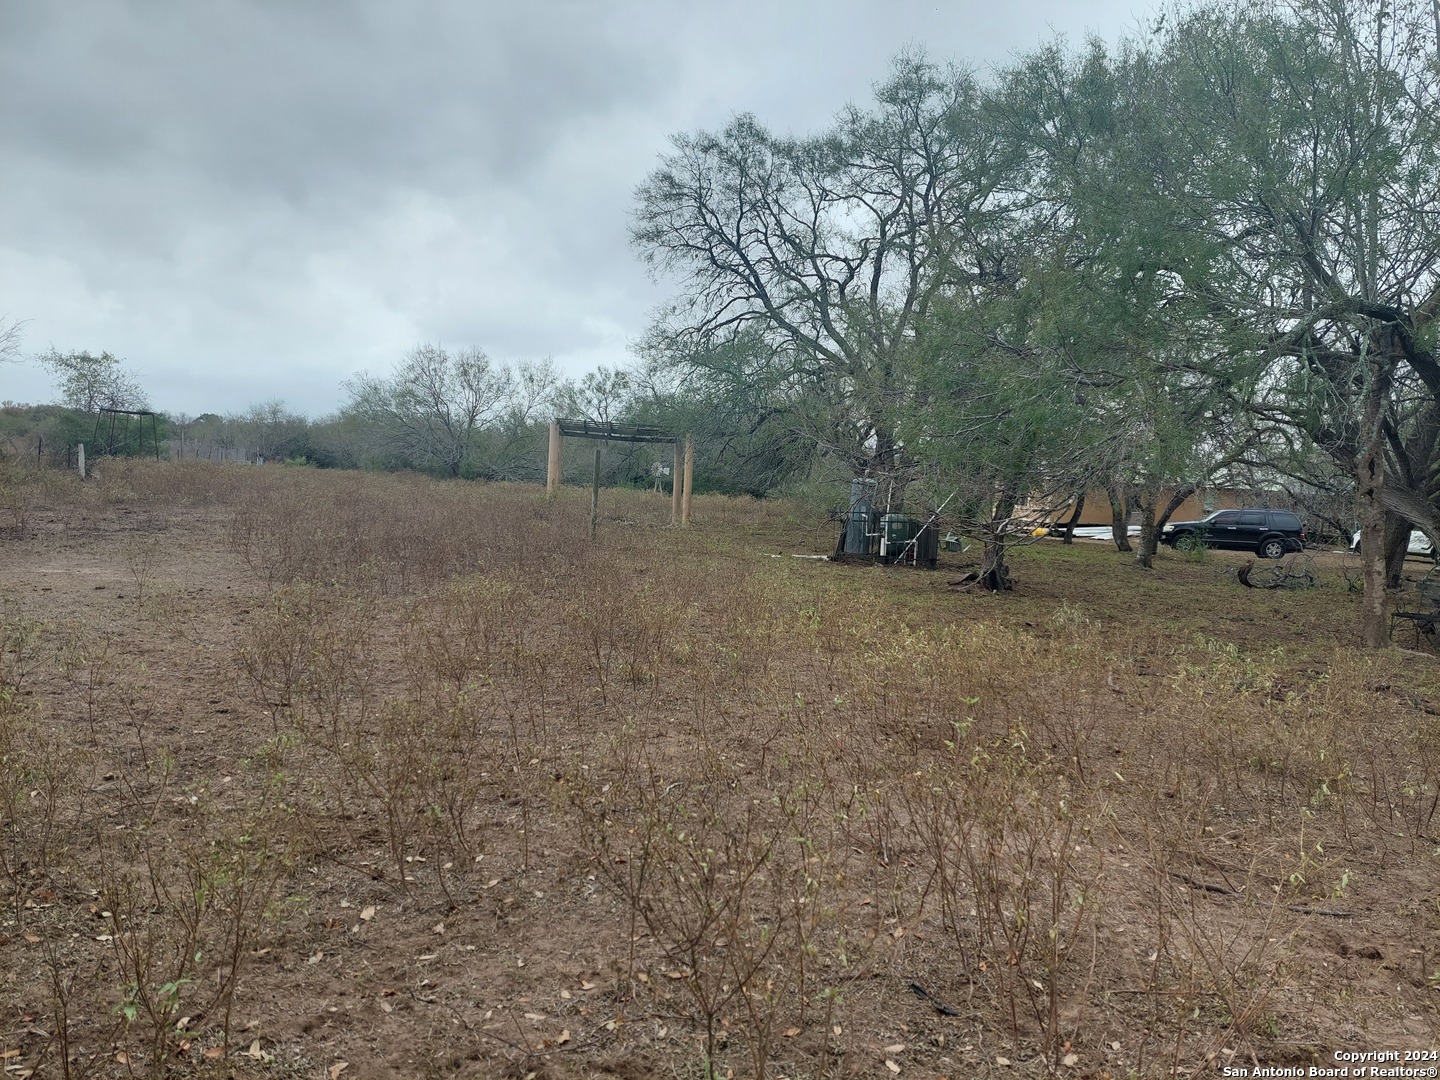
[546,419,694,533]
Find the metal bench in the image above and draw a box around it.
[1391,576,1440,644]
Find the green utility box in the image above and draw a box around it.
[881,513,918,554]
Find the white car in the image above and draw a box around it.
[1350,529,1435,556]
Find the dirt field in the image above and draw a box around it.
[1,461,1437,1079]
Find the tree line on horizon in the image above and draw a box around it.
[0,343,806,496]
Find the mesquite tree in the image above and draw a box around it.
[993,37,1262,568]
[632,54,1022,486]
[343,344,516,478]
[39,348,148,412]
[900,272,1095,591]
[1148,0,1440,645]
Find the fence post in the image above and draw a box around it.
[671,441,682,523]
[589,446,602,540]
[547,420,563,496]
[681,435,694,525]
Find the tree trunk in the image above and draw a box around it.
[1107,484,1132,552]
[1156,484,1198,533]
[977,489,1017,590]
[1383,514,1410,590]
[1134,489,1158,569]
[1059,492,1085,545]
[1358,357,1395,648]
[1131,476,1200,566]
[869,429,907,513]
[976,536,1013,590]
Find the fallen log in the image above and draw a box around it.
[1236,556,1316,589]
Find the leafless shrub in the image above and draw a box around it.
[94,792,294,1077]
[906,737,1101,1058]
[0,459,40,537]
[123,534,165,614]
[575,744,854,1080]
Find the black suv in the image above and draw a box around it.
[1161,509,1306,560]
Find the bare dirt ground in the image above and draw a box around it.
[1,462,1437,1080]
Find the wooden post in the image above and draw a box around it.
[681,435,694,525]
[77,443,85,481]
[671,441,682,523]
[589,445,601,541]
[546,420,563,496]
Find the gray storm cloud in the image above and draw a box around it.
[0,0,1145,414]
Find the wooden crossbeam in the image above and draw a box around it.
[553,419,678,444]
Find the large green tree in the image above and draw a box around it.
[1147,0,1440,644]
[900,289,1093,589]
[993,35,1267,568]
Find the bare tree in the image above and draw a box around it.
[475,358,562,481]
[633,54,1022,478]
[505,358,560,431]
[0,316,23,366]
[168,412,194,459]
[552,365,633,424]
[343,345,515,478]
[230,400,309,463]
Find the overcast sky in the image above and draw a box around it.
[0,0,1153,416]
